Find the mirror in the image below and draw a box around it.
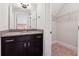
[9,3,37,30]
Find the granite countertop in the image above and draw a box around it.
[0,29,43,37]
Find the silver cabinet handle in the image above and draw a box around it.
[5,40,14,42]
[24,43,26,48]
[28,42,30,47]
[36,36,41,38]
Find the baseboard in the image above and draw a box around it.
[52,40,77,53]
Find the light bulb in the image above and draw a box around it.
[27,4,32,9]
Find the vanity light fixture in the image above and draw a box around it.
[20,3,29,9]
[16,3,32,9]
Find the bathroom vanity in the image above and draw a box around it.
[0,29,43,56]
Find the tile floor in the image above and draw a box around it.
[52,43,77,56]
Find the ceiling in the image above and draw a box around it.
[52,3,65,17]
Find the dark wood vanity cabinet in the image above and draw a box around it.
[1,34,43,56]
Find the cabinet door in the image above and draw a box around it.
[2,42,15,56]
[27,34,43,56]
[1,37,15,56]
[2,41,27,56]
[14,42,27,56]
[28,40,42,56]
[1,37,27,56]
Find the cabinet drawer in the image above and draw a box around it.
[1,37,15,43]
[15,35,34,42]
[2,34,43,42]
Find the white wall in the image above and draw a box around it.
[9,4,16,29]
[52,3,64,16]
[56,11,78,48]
[57,3,79,17]
[0,3,9,56]
[52,17,56,42]
[45,3,52,56]
[37,3,46,29]
[30,10,37,29]
[50,3,57,44]
[52,4,79,53]
[0,3,9,31]
[37,3,46,56]
[37,3,52,56]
